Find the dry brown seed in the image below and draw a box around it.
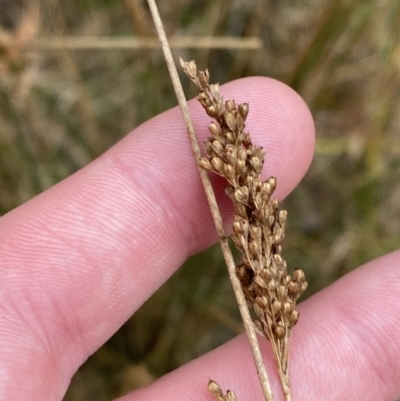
[236,160,246,173]
[180,58,197,79]
[211,157,224,173]
[209,121,222,139]
[235,203,248,218]
[234,186,249,204]
[209,83,220,100]
[243,132,251,146]
[250,225,262,241]
[249,240,260,257]
[273,253,283,266]
[293,268,306,283]
[256,295,269,309]
[208,105,217,117]
[254,302,264,318]
[227,390,237,401]
[225,131,235,144]
[211,139,224,154]
[238,102,249,120]
[208,379,223,396]
[277,285,288,300]
[225,99,236,112]
[223,163,234,180]
[267,176,277,191]
[261,182,272,199]
[237,147,247,161]
[198,69,210,88]
[268,279,276,292]
[250,156,263,174]
[198,158,212,170]
[283,302,292,315]
[289,310,300,326]
[272,300,282,315]
[225,113,237,131]
[288,281,300,297]
[274,324,286,339]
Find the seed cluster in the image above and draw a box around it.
[181,59,307,381]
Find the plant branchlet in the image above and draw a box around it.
[181,59,308,401]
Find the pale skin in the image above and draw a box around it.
[0,77,399,401]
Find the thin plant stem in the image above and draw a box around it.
[146,1,275,400]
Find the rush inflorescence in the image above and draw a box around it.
[181,59,307,401]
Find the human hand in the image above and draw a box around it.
[0,77,398,401]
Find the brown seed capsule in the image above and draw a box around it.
[207,105,217,117]
[274,323,286,339]
[225,99,236,111]
[208,380,223,396]
[227,390,237,401]
[223,163,234,180]
[288,281,300,297]
[249,240,260,257]
[293,268,306,283]
[225,131,235,144]
[211,139,224,154]
[272,300,282,315]
[268,279,276,292]
[238,102,249,120]
[250,225,262,240]
[261,182,272,200]
[211,157,223,173]
[250,156,263,174]
[237,147,247,161]
[209,121,222,139]
[209,83,220,99]
[198,158,212,170]
[225,112,237,131]
[181,58,196,78]
[283,301,293,315]
[273,253,283,267]
[256,295,269,309]
[277,285,288,300]
[243,133,251,146]
[234,186,249,204]
[198,69,210,88]
[235,203,248,218]
[279,209,288,224]
[289,310,300,327]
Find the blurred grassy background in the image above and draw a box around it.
[1,0,400,399]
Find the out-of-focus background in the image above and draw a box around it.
[1,0,399,399]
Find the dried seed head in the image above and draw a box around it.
[208,380,223,396]
[182,61,307,389]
